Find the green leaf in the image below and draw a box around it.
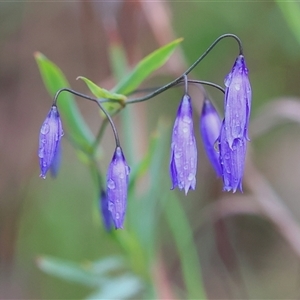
[77,76,127,114]
[36,256,101,287]
[35,52,94,153]
[276,1,300,46]
[114,38,183,95]
[77,76,127,101]
[164,194,207,300]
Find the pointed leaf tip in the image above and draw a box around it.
[77,76,127,101]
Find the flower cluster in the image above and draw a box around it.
[38,35,251,230]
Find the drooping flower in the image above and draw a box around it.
[224,55,251,148]
[218,121,246,193]
[200,99,222,177]
[107,146,130,229]
[100,189,113,232]
[170,94,197,195]
[38,105,64,179]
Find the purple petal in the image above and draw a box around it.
[200,99,222,177]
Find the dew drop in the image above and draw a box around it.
[175,151,182,159]
[115,212,120,220]
[107,179,116,189]
[188,173,194,181]
[41,123,50,134]
[119,172,124,179]
[214,141,220,152]
[38,148,44,158]
[225,153,230,160]
[108,201,114,211]
[234,83,240,91]
[183,164,188,170]
[125,166,130,175]
[183,116,191,124]
[224,73,232,87]
[182,127,188,133]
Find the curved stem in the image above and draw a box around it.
[94,101,120,148]
[186,79,225,94]
[126,33,241,104]
[53,88,119,106]
[183,74,188,95]
[54,88,120,147]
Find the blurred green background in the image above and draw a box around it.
[1,1,300,299]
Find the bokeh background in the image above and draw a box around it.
[1,1,300,299]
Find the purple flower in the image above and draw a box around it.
[200,99,222,177]
[38,105,63,179]
[218,121,246,193]
[100,190,113,232]
[224,55,251,148]
[170,94,197,195]
[107,146,130,229]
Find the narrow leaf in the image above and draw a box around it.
[114,38,183,95]
[164,194,207,299]
[35,52,94,152]
[77,76,127,101]
[36,256,100,287]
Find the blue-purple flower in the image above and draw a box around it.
[224,55,251,148]
[100,189,113,232]
[38,105,63,179]
[107,146,130,229]
[200,99,222,177]
[170,94,197,195]
[218,121,246,193]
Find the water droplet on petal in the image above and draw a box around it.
[224,73,232,87]
[119,172,124,179]
[214,141,220,152]
[175,151,182,159]
[183,164,188,170]
[235,83,240,91]
[38,148,44,158]
[108,201,114,212]
[107,179,116,189]
[115,212,120,220]
[188,173,194,181]
[41,123,50,134]
[182,127,188,133]
[183,116,191,124]
[125,166,130,175]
